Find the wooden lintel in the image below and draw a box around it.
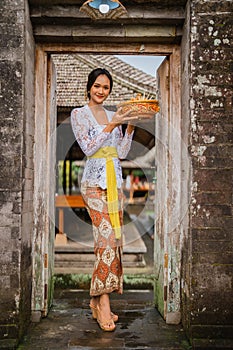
[37,42,178,55]
[30,5,185,25]
[34,24,182,37]
[33,24,182,44]
[29,0,188,5]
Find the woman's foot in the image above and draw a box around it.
[96,294,116,332]
[96,305,116,331]
[89,300,98,319]
[90,297,118,322]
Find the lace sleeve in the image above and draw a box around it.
[71,108,110,156]
[117,129,134,160]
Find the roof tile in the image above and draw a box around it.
[52,54,157,107]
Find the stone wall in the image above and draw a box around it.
[180,0,192,338]
[0,0,35,348]
[182,0,233,347]
[0,0,232,348]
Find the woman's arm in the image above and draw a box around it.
[126,124,135,135]
[71,108,111,156]
[106,109,135,159]
[71,107,135,158]
[117,124,135,159]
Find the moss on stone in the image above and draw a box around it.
[54,273,155,290]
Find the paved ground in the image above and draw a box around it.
[18,289,192,350]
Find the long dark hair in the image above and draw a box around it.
[86,68,113,99]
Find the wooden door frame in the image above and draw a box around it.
[33,43,182,323]
[155,48,182,324]
[32,49,57,319]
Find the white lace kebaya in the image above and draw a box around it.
[71,105,134,190]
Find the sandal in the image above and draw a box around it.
[96,304,116,332]
[89,302,118,322]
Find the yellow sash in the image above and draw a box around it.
[88,147,121,239]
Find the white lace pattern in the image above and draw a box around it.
[71,105,134,189]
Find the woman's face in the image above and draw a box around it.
[89,74,111,105]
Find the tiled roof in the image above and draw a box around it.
[52,54,157,107]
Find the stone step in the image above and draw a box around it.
[55,252,146,268]
[55,221,147,269]
[55,221,147,253]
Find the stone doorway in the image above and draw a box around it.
[53,53,159,274]
[33,43,183,326]
[2,1,232,347]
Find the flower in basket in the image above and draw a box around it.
[118,93,160,120]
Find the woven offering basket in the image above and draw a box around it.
[119,99,160,120]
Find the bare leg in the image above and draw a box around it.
[96,294,115,331]
[90,295,118,322]
[90,296,99,308]
[98,294,112,319]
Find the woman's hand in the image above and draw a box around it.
[110,107,139,126]
[110,108,132,126]
[104,108,138,133]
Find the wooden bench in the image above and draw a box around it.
[55,195,85,245]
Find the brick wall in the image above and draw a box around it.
[182,0,233,347]
[0,0,35,348]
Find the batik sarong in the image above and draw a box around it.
[81,184,124,296]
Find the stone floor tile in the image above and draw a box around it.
[18,290,191,350]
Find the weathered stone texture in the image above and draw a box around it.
[0,6,24,338]
[0,0,232,348]
[0,0,35,348]
[183,0,233,345]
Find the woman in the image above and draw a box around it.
[71,68,135,331]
